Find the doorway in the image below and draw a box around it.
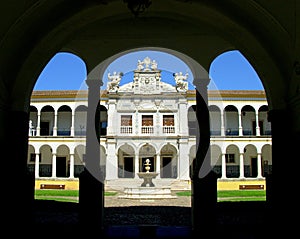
[251,157,258,177]
[161,157,172,178]
[56,156,67,177]
[124,157,134,178]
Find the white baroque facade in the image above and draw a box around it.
[28,58,272,188]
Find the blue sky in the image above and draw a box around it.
[34,50,264,91]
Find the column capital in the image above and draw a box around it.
[193,78,211,88]
[85,79,103,88]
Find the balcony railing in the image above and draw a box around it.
[162,126,175,134]
[120,126,133,134]
[141,126,154,134]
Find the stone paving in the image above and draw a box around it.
[104,194,191,208]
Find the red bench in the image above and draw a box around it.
[239,184,264,190]
[40,184,65,189]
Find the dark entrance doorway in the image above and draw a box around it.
[124,157,134,178]
[56,156,67,177]
[161,157,172,178]
[251,157,258,177]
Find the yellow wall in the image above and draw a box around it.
[35,179,79,190]
[217,179,266,191]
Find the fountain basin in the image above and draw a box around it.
[137,172,159,187]
[118,186,177,199]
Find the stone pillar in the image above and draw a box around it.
[53,110,57,136]
[191,78,217,234]
[134,153,139,179]
[266,108,299,236]
[0,110,35,233]
[69,153,75,178]
[178,98,188,135]
[70,110,75,136]
[107,99,117,135]
[239,152,245,178]
[257,153,263,178]
[255,112,261,136]
[105,139,118,180]
[178,138,190,180]
[36,111,41,136]
[79,79,104,231]
[51,153,57,178]
[221,153,227,179]
[156,154,161,179]
[238,111,243,136]
[35,153,40,178]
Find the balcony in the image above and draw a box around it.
[120,126,133,134]
[162,126,175,134]
[141,126,154,134]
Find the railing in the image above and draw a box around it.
[120,126,133,134]
[225,128,239,136]
[162,126,175,134]
[141,126,154,134]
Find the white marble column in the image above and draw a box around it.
[221,153,227,179]
[178,98,188,135]
[52,153,57,178]
[107,99,117,135]
[255,112,261,136]
[36,111,41,136]
[53,110,58,136]
[257,153,263,178]
[134,153,139,179]
[35,153,40,178]
[238,111,243,136]
[239,152,245,178]
[105,139,118,180]
[69,153,75,178]
[70,110,75,136]
[178,139,190,180]
[156,154,161,179]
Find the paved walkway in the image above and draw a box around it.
[105,195,191,207]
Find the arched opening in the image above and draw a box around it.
[118,144,135,178]
[1,2,298,237]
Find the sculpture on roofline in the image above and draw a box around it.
[136,57,158,71]
[174,71,188,92]
[107,71,123,92]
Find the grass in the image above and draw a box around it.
[34,189,266,203]
[34,190,118,203]
[176,190,266,202]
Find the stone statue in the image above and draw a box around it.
[174,71,188,92]
[137,60,144,70]
[151,60,157,70]
[107,71,123,92]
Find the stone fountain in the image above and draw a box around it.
[118,158,177,199]
[137,158,158,187]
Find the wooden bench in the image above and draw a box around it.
[239,184,264,190]
[40,184,65,189]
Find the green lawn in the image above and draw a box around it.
[34,190,117,203]
[176,190,266,202]
[34,189,266,203]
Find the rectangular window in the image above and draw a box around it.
[121,115,132,126]
[225,154,235,163]
[163,115,174,126]
[142,115,153,126]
